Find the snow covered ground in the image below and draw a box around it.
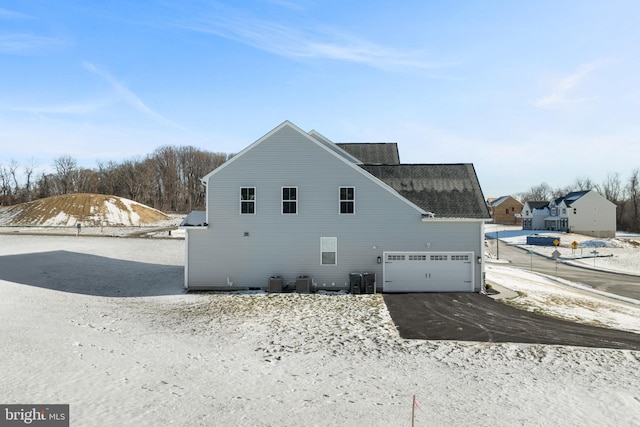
[484,225,640,335]
[0,233,639,426]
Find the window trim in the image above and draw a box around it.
[240,187,256,215]
[339,186,355,215]
[281,186,298,215]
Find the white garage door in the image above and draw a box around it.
[383,251,474,292]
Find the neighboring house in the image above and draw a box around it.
[545,190,616,238]
[521,201,550,230]
[487,196,523,224]
[181,121,490,293]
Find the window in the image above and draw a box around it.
[505,208,509,214]
[240,187,255,214]
[409,255,426,261]
[562,208,566,214]
[282,187,297,214]
[321,237,337,265]
[339,187,355,214]
[388,255,405,261]
[451,255,469,261]
[430,255,448,261]
[573,208,577,214]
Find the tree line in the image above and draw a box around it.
[517,171,640,233]
[2,150,640,231]
[0,146,230,214]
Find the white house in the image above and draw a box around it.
[521,201,550,230]
[181,121,490,293]
[545,190,616,238]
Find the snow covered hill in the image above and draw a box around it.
[0,193,171,227]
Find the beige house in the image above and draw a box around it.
[487,196,523,225]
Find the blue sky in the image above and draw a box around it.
[1,1,639,198]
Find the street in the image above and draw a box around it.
[486,238,640,301]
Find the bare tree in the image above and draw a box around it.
[53,155,78,195]
[0,162,11,205]
[572,176,598,192]
[627,168,640,232]
[520,182,553,202]
[602,172,625,227]
[22,159,36,202]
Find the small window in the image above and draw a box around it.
[505,208,509,214]
[573,208,577,214]
[339,187,355,214]
[451,255,469,261]
[430,255,448,261]
[409,255,426,261]
[321,237,337,265]
[562,208,566,214]
[240,187,255,214]
[388,255,405,261]
[282,187,297,214]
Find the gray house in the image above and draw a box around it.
[181,121,490,293]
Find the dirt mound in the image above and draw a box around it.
[0,194,171,227]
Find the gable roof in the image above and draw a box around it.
[202,121,431,215]
[488,195,522,207]
[361,164,490,219]
[558,190,590,206]
[525,201,550,210]
[336,143,400,165]
[200,121,489,220]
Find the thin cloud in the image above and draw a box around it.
[180,11,453,71]
[83,62,184,129]
[8,100,109,116]
[0,33,65,54]
[535,62,601,108]
[0,7,35,20]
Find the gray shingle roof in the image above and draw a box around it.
[361,164,490,219]
[527,201,550,210]
[337,143,400,165]
[558,190,590,206]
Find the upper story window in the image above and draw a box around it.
[240,187,255,214]
[282,187,297,214]
[339,187,355,214]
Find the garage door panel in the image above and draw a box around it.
[383,252,473,293]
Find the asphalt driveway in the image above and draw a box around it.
[383,293,640,350]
